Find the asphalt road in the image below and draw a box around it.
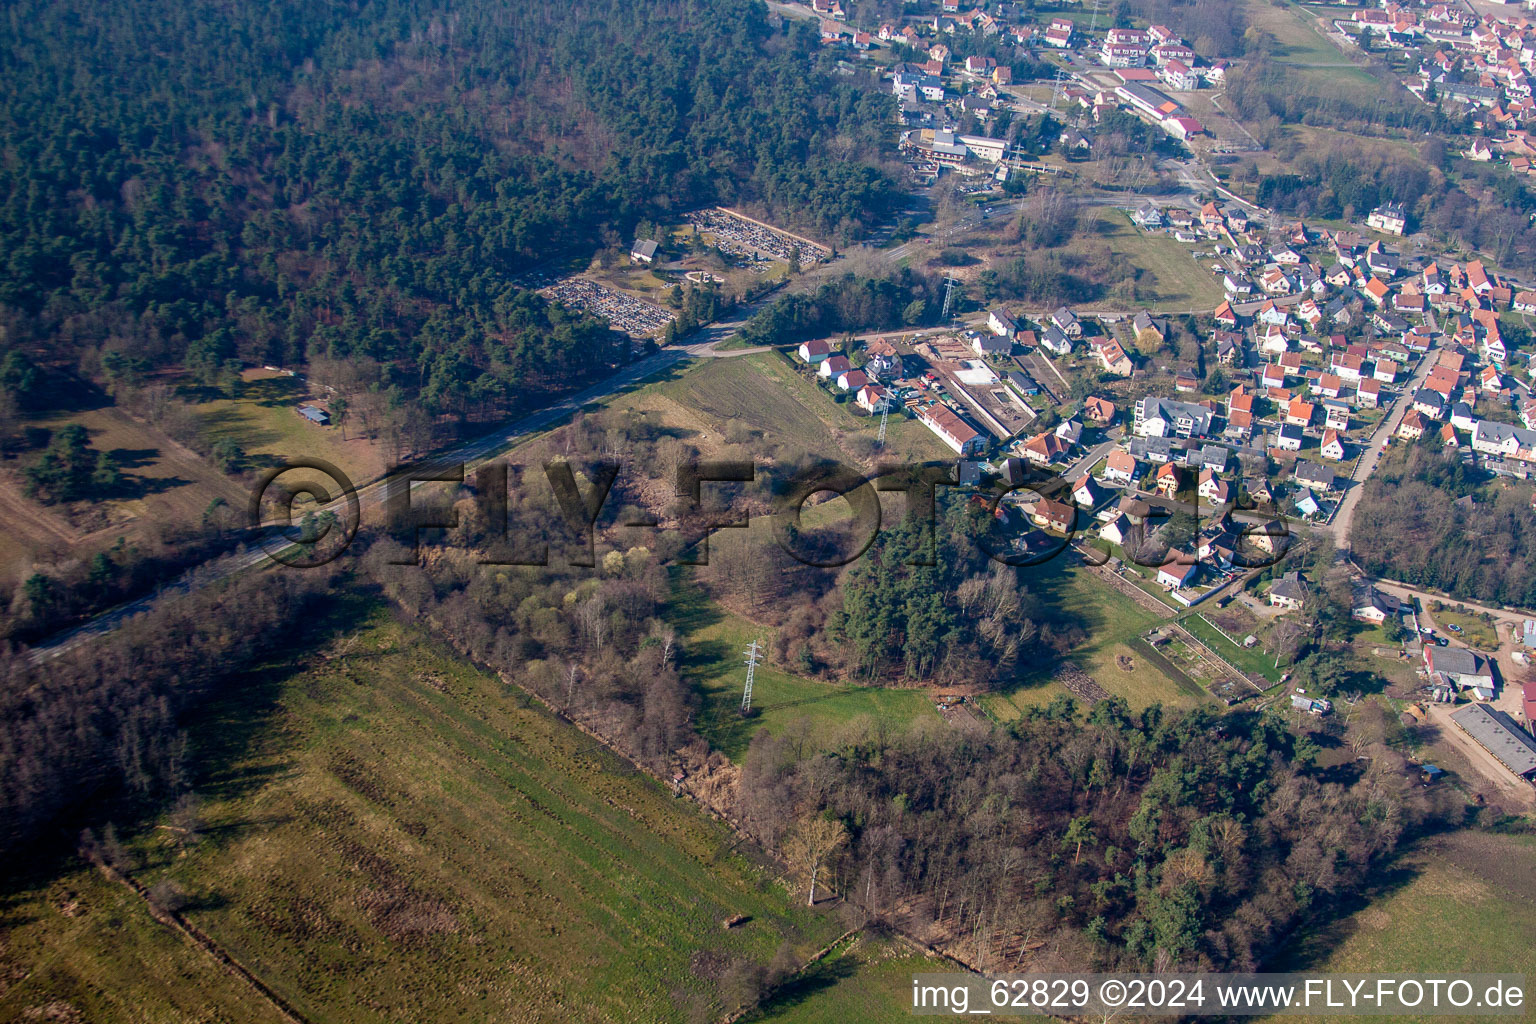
[29,327,772,662]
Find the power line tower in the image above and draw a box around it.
[941,276,960,320]
[876,401,890,447]
[740,639,763,714]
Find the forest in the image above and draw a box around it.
[0,567,326,857]
[739,697,1442,972]
[0,0,903,424]
[1349,442,1536,607]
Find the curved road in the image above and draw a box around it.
[29,327,772,662]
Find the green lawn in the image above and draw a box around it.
[1183,611,1284,684]
[0,604,841,1024]
[751,933,949,1023]
[1426,605,1501,650]
[652,351,946,465]
[1269,832,1536,1024]
[188,370,388,484]
[986,561,1204,717]
[668,571,936,760]
[1085,209,1224,311]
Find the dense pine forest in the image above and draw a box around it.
[0,0,902,419]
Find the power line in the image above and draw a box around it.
[741,639,763,714]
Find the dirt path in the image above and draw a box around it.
[1423,703,1536,810]
[89,856,309,1024]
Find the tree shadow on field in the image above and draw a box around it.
[748,946,862,1018]
[183,587,383,818]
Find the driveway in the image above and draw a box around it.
[1374,580,1530,723]
[1422,702,1536,810]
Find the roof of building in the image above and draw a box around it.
[1429,645,1491,678]
[1450,703,1536,777]
[1294,461,1334,486]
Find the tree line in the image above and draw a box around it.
[0,567,327,857]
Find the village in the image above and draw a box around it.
[509,0,1536,795]
[784,184,1536,796]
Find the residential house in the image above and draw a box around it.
[1154,462,1183,497]
[1451,401,1477,431]
[1157,557,1198,590]
[1091,336,1134,376]
[1031,497,1077,534]
[1323,400,1351,432]
[1321,430,1346,461]
[1367,202,1407,235]
[856,384,894,413]
[1133,396,1216,438]
[1021,430,1069,466]
[1412,388,1446,419]
[1352,583,1403,623]
[1071,475,1106,509]
[1275,423,1304,451]
[1084,396,1117,425]
[1055,418,1084,445]
[1050,307,1082,336]
[798,339,832,363]
[987,308,1018,338]
[1472,419,1536,459]
[1294,461,1336,492]
[973,333,1012,358]
[819,354,851,379]
[1040,326,1074,356]
[1356,378,1382,408]
[1286,397,1315,427]
[836,368,869,391]
[1269,571,1308,610]
[1198,468,1230,504]
[1103,449,1140,487]
[1100,514,1133,546]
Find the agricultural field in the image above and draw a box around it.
[188,369,389,486]
[1084,209,1226,311]
[668,573,937,761]
[752,932,950,1023]
[1269,831,1536,1024]
[0,864,288,1024]
[0,605,841,1024]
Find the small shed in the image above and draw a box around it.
[300,405,330,425]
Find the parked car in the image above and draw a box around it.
[1447,624,1463,634]
[1436,637,1450,647]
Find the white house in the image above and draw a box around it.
[798,339,831,363]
